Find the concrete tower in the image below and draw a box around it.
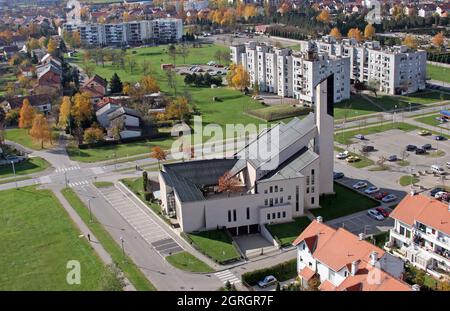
[314,74,334,195]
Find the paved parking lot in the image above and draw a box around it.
[327,210,394,236]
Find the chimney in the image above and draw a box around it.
[358,233,365,241]
[412,284,421,291]
[370,251,378,266]
[316,216,323,223]
[351,260,359,276]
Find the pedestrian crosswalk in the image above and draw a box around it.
[55,166,80,173]
[214,270,240,285]
[68,180,89,187]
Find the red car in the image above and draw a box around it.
[376,207,390,218]
[374,192,388,200]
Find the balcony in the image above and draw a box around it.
[390,228,411,245]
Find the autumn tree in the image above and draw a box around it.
[316,10,331,24]
[30,114,51,149]
[329,27,342,40]
[47,38,58,56]
[364,24,376,40]
[18,99,35,129]
[140,76,160,94]
[59,96,72,128]
[72,92,93,126]
[432,32,445,48]
[72,31,81,48]
[150,146,167,168]
[347,28,363,42]
[402,35,418,49]
[243,4,257,21]
[83,126,104,144]
[166,96,191,121]
[218,171,241,193]
[227,64,250,91]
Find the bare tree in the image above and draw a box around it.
[166,68,177,95]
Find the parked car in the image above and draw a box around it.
[336,151,349,159]
[435,117,447,123]
[365,186,380,194]
[406,145,417,151]
[354,134,365,140]
[374,192,389,200]
[447,162,450,169]
[353,181,368,189]
[435,135,446,141]
[5,155,25,163]
[361,145,375,152]
[430,187,445,197]
[367,209,384,221]
[434,191,448,199]
[376,207,390,218]
[382,194,397,203]
[415,148,426,155]
[418,130,430,136]
[387,155,398,162]
[257,275,278,288]
[431,165,445,175]
[422,144,432,150]
[333,172,345,180]
[346,156,360,163]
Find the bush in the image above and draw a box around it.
[144,191,152,201]
[241,259,297,286]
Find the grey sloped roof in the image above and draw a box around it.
[107,106,140,121]
[261,147,319,182]
[161,158,238,202]
[231,114,317,174]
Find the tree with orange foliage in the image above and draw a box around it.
[218,171,241,193]
[432,32,445,48]
[243,5,257,21]
[329,27,342,40]
[150,146,167,168]
[47,38,58,56]
[221,8,236,25]
[364,24,376,40]
[347,28,363,42]
[402,35,418,49]
[30,114,51,149]
[18,99,35,129]
[71,92,93,126]
[228,64,250,91]
[316,10,331,23]
[140,75,160,94]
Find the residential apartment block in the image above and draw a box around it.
[59,18,183,46]
[387,194,450,279]
[294,218,412,291]
[230,41,350,105]
[158,77,335,233]
[306,35,427,95]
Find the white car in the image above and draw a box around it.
[446,162,450,169]
[367,209,384,221]
[336,151,349,159]
[364,186,380,194]
[382,194,397,203]
[353,181,368,189]
[435,191,448,199]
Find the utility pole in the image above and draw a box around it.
[88,199,92,222]
[11,161,17,189]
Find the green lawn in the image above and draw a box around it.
[0,186,105,290]
[414,114,447,127]
[399,175,419,186]
[311,183,379,221]
[335,122,418,145]
[61,188,156,291]
[121,177,163,218]
[0,157,50,179]
[368,231,389,248]
[93,181,114,188]
[185,229,241,264]
[267,217,311,247]
[4,128,38,150]
[165,251,214,273]
[427,64,450,83]
[367,91,449,111]
[334,95,382,120]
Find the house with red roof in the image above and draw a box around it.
[387,194,450,278]
[80,74,108,104]
[293,217,412,291]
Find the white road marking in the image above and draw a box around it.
[214,270,240,284]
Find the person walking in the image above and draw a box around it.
[87,233,91,241]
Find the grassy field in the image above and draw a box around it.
[335,122,418,145]
[311,183,379,221]
[399,175,419,186]
[427,64,450,83]
[61,188,156,291]
[414,114,448,128]
[93,181,114,188]
[0,157,50,179]
[334,95,382,120]
[4,128,39,150]
[0,186,105,290]
[267,217,311,247]
[368,91,450,111]
[165,251,214,273]
[185,229,241,264]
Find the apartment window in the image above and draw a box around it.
[311,197,315,205]
[344,271,349,277]
[272,213,276,219]
[264,199,268,206]
[288,195,292,200]
[267,214,270,220]
[406,230,411,239]
[295,186,299,211]
[400,226,405,236]
[228,210,232,222]
[282,211,286,218]
[275,185,278,192]
[264,189,268,194]
[275,198,278,204]
[311,186,315,194]
[269,198,273,206]
[280,197,284,204]
[306,176,310,185]
[270,186,273,193]
[246,207,250,220]
[306,187,310,194]
[280,187,283,192]
[233,210,237,222]
[277,212,281,219]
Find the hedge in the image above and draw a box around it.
[241,259,297,286]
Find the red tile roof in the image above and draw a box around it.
[389,194,450,235]
[298,267,315,281]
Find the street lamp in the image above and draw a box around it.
[410,167,415,194]
[119,236,125,258]
[88,199,92,222]
[11,160,17,189]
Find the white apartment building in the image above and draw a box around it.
[230,42,350,105]
[294,218,412,291]
[158,77,335,233]
[388,194,450,278]
[59,18,183,46]
[307,35,427,95]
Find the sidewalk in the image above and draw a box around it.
[52,188,136,291]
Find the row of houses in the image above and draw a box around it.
[59,18,183,47]
[231,36,426,104]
